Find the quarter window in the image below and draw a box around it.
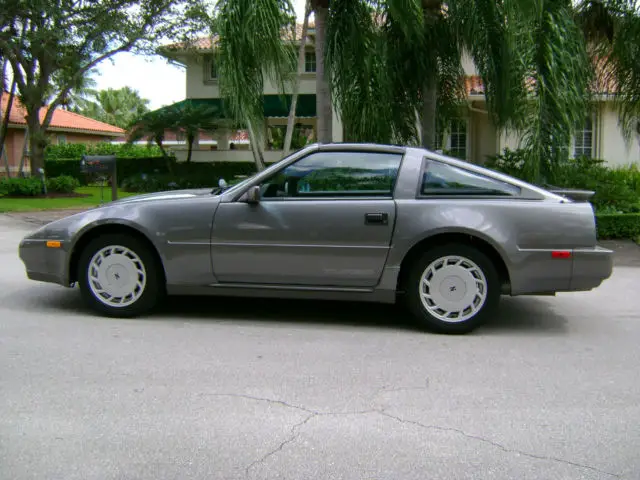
[421,160,521,196]
[261,151,403,199]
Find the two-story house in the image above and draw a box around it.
[158,25,639,167]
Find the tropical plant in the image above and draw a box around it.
[55,69,99,113]
[80,87,151,129]
[575,0,640,140]
[212,0,298,170]
[128,110,174,157]
[283,0,312,157]
[171,102,232,163]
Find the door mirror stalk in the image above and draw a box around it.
[246,185,261,204]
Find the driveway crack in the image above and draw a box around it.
[378,411,620,478]
[245,412,317,477]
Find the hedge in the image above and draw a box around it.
[45,156,173,183]
[45,143,164,160]
[595,213,640,239]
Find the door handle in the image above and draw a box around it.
[364,212,388,225]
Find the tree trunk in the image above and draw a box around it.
[247,122,266,171]
[0,75,17,178]
[421,81,438,150]
[26,113,47,175]
[186,133,194,163]
[313,1,333,144]
[420,0,442,150]
[283,0,312,158]
[154,137,174,175]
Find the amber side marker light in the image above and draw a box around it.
[46,241,62,248]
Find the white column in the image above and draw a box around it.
[331,107,343,143]
[216,129,230,150]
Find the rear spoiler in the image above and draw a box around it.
[547,188,595,202]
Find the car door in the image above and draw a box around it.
[210,149,403,288]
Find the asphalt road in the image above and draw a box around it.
[1,215,639,480]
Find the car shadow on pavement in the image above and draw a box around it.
[11,286,569,335]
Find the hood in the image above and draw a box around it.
[105,188,215,206]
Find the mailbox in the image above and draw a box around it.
[80,155,118,202]
[80,155,116,174]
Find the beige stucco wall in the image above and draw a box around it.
[599,102,640,167]
[184,54,317,99]
[468,106,496,164]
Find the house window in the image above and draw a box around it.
[574,116,594,158]
[304,51,316,73]
[57,134,67,145]
[449,119,467,159]
[433,118,468,159]
[204,55,217,82]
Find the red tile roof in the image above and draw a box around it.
[163,23,315,53]
[1,92,125,136]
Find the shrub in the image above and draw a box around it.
[45,156,174,185]
[120,162,265,193]
[0,177,44,196]
[46,175,80,194]
[45,142,164,161]
[486,149,640,214]
[595,213,640,239]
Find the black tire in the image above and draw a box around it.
[77,233,165,317]
[404,243,500,334]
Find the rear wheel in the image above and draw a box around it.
[404,244,500,334]
[77,234,164,317]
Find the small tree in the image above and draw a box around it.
[171,102,231,163]
[0,0,207,175]
[80,87,151,129]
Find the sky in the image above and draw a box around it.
[94,0,308,110]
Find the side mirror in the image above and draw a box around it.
[246,185,261,204]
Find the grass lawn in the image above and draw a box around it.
[0,186,138,213]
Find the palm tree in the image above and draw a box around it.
[575,0,640,140]
[212,0,634,183]
[283,0,312,157]
[128,109,173,158]
[171,102,233,163]
[81,87,151,129]
[55,69,99,112]
[213,0,298,171]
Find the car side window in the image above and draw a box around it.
[421,160,521,196]
[261,151,403,199]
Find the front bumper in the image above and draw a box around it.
[19,238,71,287]
[569,245,614,291]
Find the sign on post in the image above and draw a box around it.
[80,155,117,202]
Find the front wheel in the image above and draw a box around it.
[405,244,500,334]
[77,234,164,317]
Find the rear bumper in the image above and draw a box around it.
[569,245,614,291]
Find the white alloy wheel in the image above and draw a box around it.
[418,255,488,323]
[87,245,147,308]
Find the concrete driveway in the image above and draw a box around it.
[1,214,639,480]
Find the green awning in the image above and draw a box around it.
[154,94,316,118]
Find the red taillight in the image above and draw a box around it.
[552,251,572,259]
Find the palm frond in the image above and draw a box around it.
[515,0,592,182]
[213,0,297,143]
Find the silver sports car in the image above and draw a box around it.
[19,143,613,334]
